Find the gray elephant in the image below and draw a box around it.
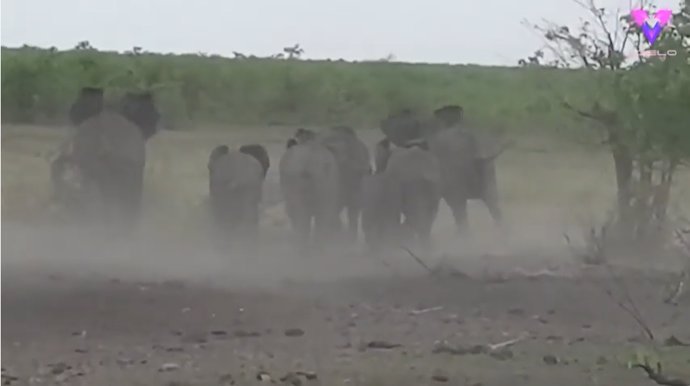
[317,125,371,241]
[280,129,341,253]
[361,138,442,252]
[208,144,269,250]
[380,106,506,232]
[51,87,160,229]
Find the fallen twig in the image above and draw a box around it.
[488,333,528,351]
[400,246,434,274]
[409,306,444,315]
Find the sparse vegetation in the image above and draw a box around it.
[2,43,596,131]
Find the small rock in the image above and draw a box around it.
[295,371,317,380]
[74,348,88,354]
[219,373,235,385]
[210,330,228,336]
[158,363,180,372]
[284,328,305,337]
[280,372,302,386]
[256,371,272,382]
[431,374,449,382]
[596,356,608,365]
[543,355,559,365]
[508,308,525,316]
[365,340,401,349]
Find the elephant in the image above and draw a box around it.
[317,126,372,241]
[361,138,442,252]
[379,106,507,232]
[51,87,161,230]
[280,130,341,253]
[208,144,269,250]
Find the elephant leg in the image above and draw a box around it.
[346,204,360,242]
[444,193,469,233]
[480,161,502,225]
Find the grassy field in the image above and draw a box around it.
[1,46,599,133]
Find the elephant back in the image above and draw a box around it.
[239,144,270,178]
[386,147,442,187]
[71,111,146,179]
[380,110,425,148]
[210,151,264,192]
[319,129,371,175]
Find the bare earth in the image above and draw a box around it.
[2,126,690,385]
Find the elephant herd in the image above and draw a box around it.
[52,87,509,254]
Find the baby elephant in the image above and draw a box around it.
[208,144,270,252]
[361,139,442,253]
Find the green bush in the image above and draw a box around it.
[1,46,595,131]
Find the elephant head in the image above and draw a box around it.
[69,87,104,126]
[433,104,464,128]
[119,91,160,140]
[239,144,270,178]
[294,128,316,143]
[380,109,424,148]
[286,138,298,148]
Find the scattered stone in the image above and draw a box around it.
[295,371,317,380]
[210,330,228,336]
[219,373,235,385]
[543,355,559,365]
[545,335,563,342]
[233,330,261,338]
[165,346,185,353]
[365,340,402,349]
[280,372,302,386]
[2,368,19,385]
[74,348,88,354]
[596,356,608,365]
[431,371,449,383]
[489,349,514,361]
[581,324,592,329]
[116,358,135,367]
[158,363,180,372]
[256,371,272,382]
[284,328,305,337]
[508,308,525,316]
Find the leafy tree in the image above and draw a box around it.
[522,0,690,243]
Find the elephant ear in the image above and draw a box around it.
[69,87,104,126]
[239,144,270,178]
[208,145,229,171]
[120,91,160,140]
[286,138,298,148]
[433,105,464,127]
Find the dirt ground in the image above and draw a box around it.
[2,125,690,385]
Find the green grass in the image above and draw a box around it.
[2,46,597,133]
